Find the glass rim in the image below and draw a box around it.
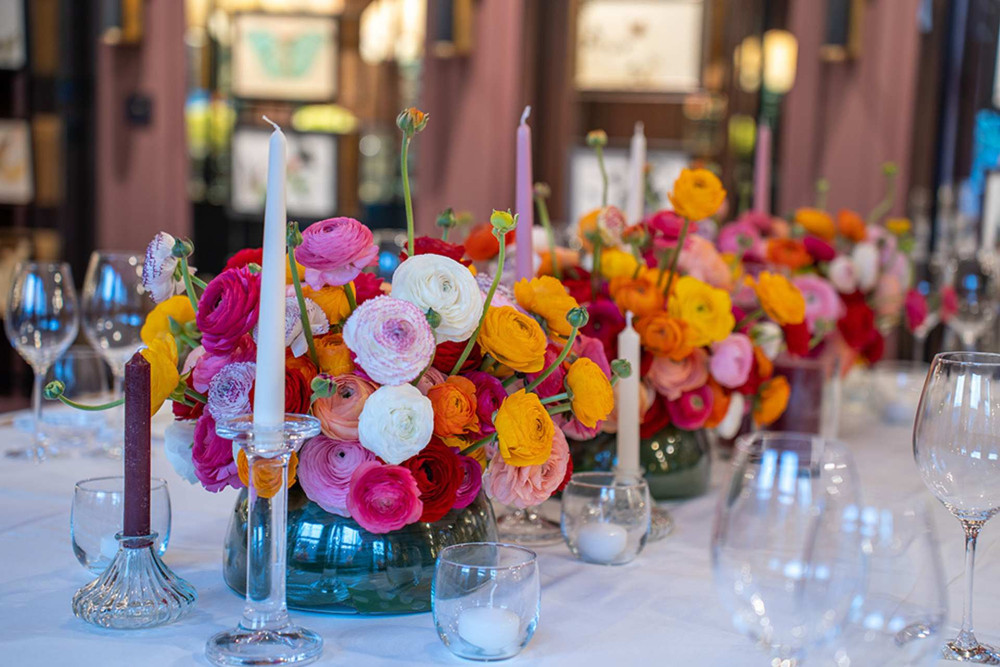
[14,260,71,272]
[932,351,1000,367]
[214,413,321,443]
[437,541,537,570]
[89,250,143,260]
[566,470,648,490]
[74,475,168,494]
[872,359,930,372]
[734,430,848,456]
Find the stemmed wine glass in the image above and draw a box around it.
[712,431,865,665]
[81,251,151,456]
[945,256,996,351]
[4,261,80,460]
[914,352,1000,663]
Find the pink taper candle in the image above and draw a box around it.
[515,106,534,282]
[753,122,771,214]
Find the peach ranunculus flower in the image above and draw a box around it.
[238,450,299,499]
[565,357,614,428]
[749,271,806,326]
[538,247,581,277]
[668,168,727,221]
[635,313,694,361]
[647,348,709,401]
[678,234,733,291]
[837,209,867,241]
[312,374,378,441]
[427,376,480,438]
[494,389,555,466]
[477,306,548,372]
[794,208,836,240]
[609,275,665,318]
[754,375,791,426]
[514,276,579,337]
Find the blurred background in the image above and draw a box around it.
[0,0,997,405]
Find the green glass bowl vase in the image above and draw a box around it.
[223,486,498,615]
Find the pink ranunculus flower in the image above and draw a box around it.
[464,371,507,437]
[206,361,255,421]
[679,234,733,291]
[646,210,695,247]
[647,348,709,400]
[346,461,423,533]
[482,427,569,508]
[709,334,754,389]
[298,436,376,516]
[453,454,484,510]
[574,333,612,378]
[415,366,447,396]
[904,288,928,331]
[295,217,379,289]
[312,373,378,441]
[717,219,764,261]
[828,256,859,294]
[196,267,261,355]
[192,412,241,492]
[739,210,773,234]
[191,335,256,393]
[793,275,843,330]
[342,296,436,386]
[940,285,958,322]
[666,384,714,430]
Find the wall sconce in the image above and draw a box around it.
[763,29,798,95]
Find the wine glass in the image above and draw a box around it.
[945,256,996,351]
[81,251,151,456]
[914,352,1000,663]
[4,261,80,460]
[712,431,864,665]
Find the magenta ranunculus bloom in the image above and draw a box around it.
[453,454,483,510]
[666,384,714,430]
[196,267,261,355]
[191,335,256,393]
[709,333,754,389]
[192,412,241,492]
[802,235,836,263]
[904,288,928,331]
[298,436,376,516]
[464,371,507,437]
[346,461,424,533]
[646,210,696,246]
[295,217,379,289]
[524,342,565,400]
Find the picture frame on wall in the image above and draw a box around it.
[0,0,27,70]
[0,119,34,205]
[230,126,338,220]
[231,13,338,102]
[574,0,704,93]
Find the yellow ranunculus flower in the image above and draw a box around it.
[599,247,640,280]
[477,306,547,372]
[751,271,806,326]
[238,450,299,499]
[302,284,351,324]
[514,276,579,337]
[668,168,726,221]
[141,336,180,415]
[566,358,614,428]
[494,389,554,466]
[140,295,195,347]
[794,208,836,241]
[886,217,912,236]
[668,276,735,347]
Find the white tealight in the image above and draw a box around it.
[457,606,520,652]
[575,522,628,563]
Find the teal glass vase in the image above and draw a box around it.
[223,486,498,615]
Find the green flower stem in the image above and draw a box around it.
[51,394,124,411]
[287,244,319,368]
[191,274,208,289]
[815,178,830,210]
[524,324,580,394]
[540,391,571,405]
[177,332,200,350]
[868,166,898,224]
[662,217,691,298]
[180,255,199,313]
[502,374,522,388]
[546,404,573,416]
[534,191,560,280]
[401,135,415,256]
[733,307,765,331]
[184,387,208,404]
[591,239,603,300]
[462,433,496,456]
[345,281,357,313]
[450,235,506,375]
[596,145,608,208]
[631,244,644,279]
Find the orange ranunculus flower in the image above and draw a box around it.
[668,168,727,221]
[285,353,319,389]
[565,357,614,428]
[302,284,351,324]
[577,208,601,251]
[428,375,480,438]
[514,276,580,337]
[754,375,790,426]
[794,207,836,240]
[494,389,555,466]
[635,313,694,361]
[538,247,581,276]
[754,345,774,380]
[766,238,813,270]
[837,209,867,242]
[751,271,806,325]
[609,275,665,318]
[314,333,355,375]
[238,450,299,499]
[464,222,502,261]
[704,379,731,429]
[478,306,547,372]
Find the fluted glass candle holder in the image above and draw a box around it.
[206,413,322,667]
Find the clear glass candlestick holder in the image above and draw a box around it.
[432,542,540,661]
[206,413,323,667]
[560,472,650,565]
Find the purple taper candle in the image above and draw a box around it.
[123,351,151,538]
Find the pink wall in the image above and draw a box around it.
[779,1,922,217]
[414,0,526,233]
[96,0,190,252]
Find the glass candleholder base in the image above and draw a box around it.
[206,627,323,667]
[648,506,674,542]
[71,532,196,629]
[496,507,562,546]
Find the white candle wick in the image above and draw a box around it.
[262,115,280,132]
[520,105,531,125]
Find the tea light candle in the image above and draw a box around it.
[576,522,627,563]
[457,607,520,652]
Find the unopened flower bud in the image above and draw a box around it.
[436,208,457,230]
[171,238,194,259]
[287,221,303,248]
[396,107,429,136]
[310,375,335,400]
[490,209,517,236]
[566,306,590,328]
[611,359,633,379]
[425,308,442,329]
[586,130,608,148]
[43,381,65,400]
[533,182,551,200]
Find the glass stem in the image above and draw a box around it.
[956,520,983,650]
[31,370,45,461]
[241,449,291,632]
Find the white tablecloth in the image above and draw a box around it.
[0,408,998,666]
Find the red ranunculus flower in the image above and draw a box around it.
[783,320,811,357]
[352,271,385,306]
[172,375,204,421]
[862,330,885,364]
[557,453,574,492]
[561,267,595,304]
[284,366,312,415]
[400,236,471,266]
[401,439,462,522]
[432,339,482,373]
[837,291,876,351]
[640,395,671,439]
[580,297,625,361]
[224,247,263,271]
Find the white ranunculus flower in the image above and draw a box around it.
[749,321,783,360]
[827,256,858,294]
[390,254,484,342]
[141,231,185,303]
[357,384,434,464]
[852,242,879,292]
[254,296,330,358]
[163,421,199,484]
[716,392,746,440]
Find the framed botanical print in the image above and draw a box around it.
[574,0,704,93]
[0,119,34,204]
[230,126,338,220]
[0,0,27,70]
[231,13,338,102]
